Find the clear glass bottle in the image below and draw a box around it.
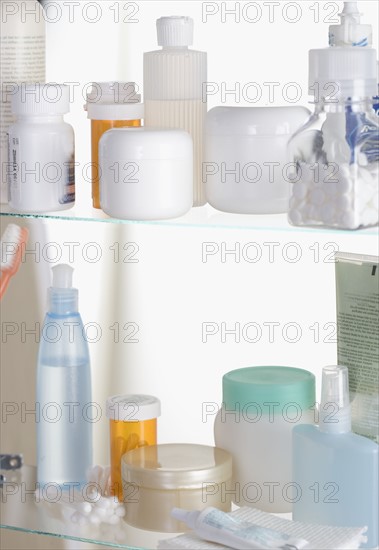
[144,16,207,207]
[293,366,379,549]
[36,265,92,487]
[288,2,378,230]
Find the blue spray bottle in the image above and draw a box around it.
[36,264,92,487]
[293,366,378,548]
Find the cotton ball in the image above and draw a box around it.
[369,192,379,212]
[89,512,101,525]
[325,181,338,197]
[303,203,319,222]
[115,505,126,518]
[340,211,358,230]
[293,182,308,201]
[320,203,336,225]
[289,209,303,225]
[310,188,326,206]
[77,502,92,516]
[334,193,353,211]
[97,496,111,509]
[361,208,378,227]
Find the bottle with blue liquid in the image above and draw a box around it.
[288,1,379,230]
[36,265,92,487]
[293,366,378,549]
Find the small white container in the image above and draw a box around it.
[8,83,75,213]
[205,106,310,214]
[121,443,232,532]
[99,128,193,220]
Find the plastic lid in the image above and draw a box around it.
[48,264,78,315]
[157,16,194,48]
[11,84,70,116]
[85,82,144,121]
[309,46,377,98]
[121,444,232,490]
[320,365,351,433]
[329,2,372,47]
[106,394,161,421]
[99,127,193,161]
[206,106,311,137]
[222,366,316,411]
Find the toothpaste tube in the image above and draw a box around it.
[171,507,309,550]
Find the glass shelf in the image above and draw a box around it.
[0,466,178,549]
[1,203,379,236]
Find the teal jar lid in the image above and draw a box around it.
[222,366,315,411]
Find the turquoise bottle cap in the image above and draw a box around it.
[222,366,316,411]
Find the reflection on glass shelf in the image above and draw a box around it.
[0,466,177,549]
[1,204,378,235]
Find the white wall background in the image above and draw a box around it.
[1,1,379,548]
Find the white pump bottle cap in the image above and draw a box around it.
[329,1,372,47]
[52,264,73,288]
[157,16,194,48]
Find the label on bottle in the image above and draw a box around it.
[335,253,379,442]
[7,134,20,202]
[60,153,75,204]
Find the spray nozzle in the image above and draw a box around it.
[320,366,351,434]
[329,1,372,47]
[52,264,74,289]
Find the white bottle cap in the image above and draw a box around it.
[85,82,144,121]
[157,16,194,48]
[11,83,70,116]
[309,1,377,98]
[309,46,377,98]
[106,394,161,422]
[48,264,78,314]
[319,365,352,434]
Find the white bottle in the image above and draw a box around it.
[144,16,207,207]
[0,0,46,204]
[8,83,75,213]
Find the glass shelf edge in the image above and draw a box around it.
[1,207,378,236]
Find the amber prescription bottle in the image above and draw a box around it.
[85,82,143,209]
[106,394,160,501]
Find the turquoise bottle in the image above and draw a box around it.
[293,366,378,549]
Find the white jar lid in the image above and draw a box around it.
[121,444,232,489]
[11,83,70,116]
[206,106,311,137]
[100,127,193,160]
[106,394,161,421]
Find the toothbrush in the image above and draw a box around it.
[0,224,29,299]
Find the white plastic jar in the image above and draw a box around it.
[99,127,193,220]
[205,107,310,214]
[8,83,75,213]
[214,366,315,513]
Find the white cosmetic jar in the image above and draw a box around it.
[205,106,310,214]
[99,128,193,220]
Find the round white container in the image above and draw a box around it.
[205,106,310,214]
[99,128,193,221]
[121,443,232,532]
[214,366,316,513]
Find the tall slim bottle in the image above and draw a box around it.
[0,0,46,203]
[144,16,207,207]
[293,366,378,549]
[36,265,92,487]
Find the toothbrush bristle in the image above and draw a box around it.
[0,224,23,270]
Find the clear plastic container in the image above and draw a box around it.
[36,265,92,487]
[288,2,378,230]
[106,394,160,501]
[121,443,232,532]
[214,366,315,513]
